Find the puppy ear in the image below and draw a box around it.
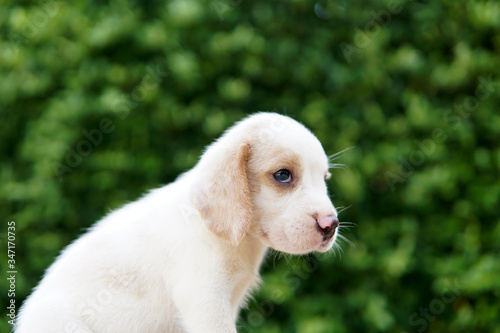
[196,143,252,245]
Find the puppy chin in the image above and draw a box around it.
[259,235,313,255]
[316,232,338,253]
[316,240,335,253]
[267,236,331,255]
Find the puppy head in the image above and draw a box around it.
[195,113,338,253]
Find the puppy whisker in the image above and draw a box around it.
[331,242,344,259]
[328,163,346,170]
[328,146,355,162]
[336,233,354,247]
[267,248,282,268]
[336,205,352,215]
[338,226,356,231]
[327,147,355,171]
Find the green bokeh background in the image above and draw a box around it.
[1,0,499,332]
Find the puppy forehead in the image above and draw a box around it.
[275,124,328,166]
[251,125,328,173]
[229,113,329,169]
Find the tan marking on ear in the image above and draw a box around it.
[197,143,252,245]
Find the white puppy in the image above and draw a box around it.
[16,112,340,333]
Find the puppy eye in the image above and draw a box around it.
[273,169,292,183]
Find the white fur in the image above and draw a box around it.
[16,112,339,333]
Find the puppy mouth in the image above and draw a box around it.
[316,223,337,243]
[322,227,336,241]
[318,237,335,252]
[318,227,337,250]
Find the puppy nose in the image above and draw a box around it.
[317,214,339,233]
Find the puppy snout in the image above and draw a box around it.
[315,214,339,239]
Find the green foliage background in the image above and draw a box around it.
[1,0,499,332]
